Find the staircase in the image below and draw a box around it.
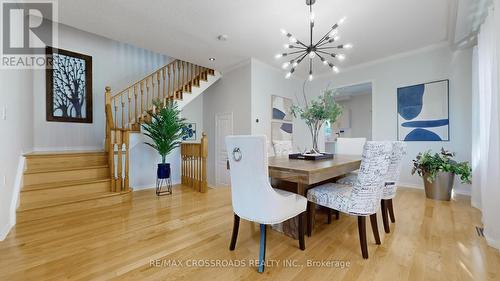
[17,59,219,220]
[18,151,128,222]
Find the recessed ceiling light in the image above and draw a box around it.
[217,34,228,41]
[209,58,216,61]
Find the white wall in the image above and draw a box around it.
[182,94,204,142]
[33,22,170,151]
[336,93,372,139]
[309,45,473,194]
[250,59,303,147]
[203,61,252,186]
[0,68,34,239]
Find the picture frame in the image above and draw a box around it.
[46,46,93,123]
[397,79,449,141]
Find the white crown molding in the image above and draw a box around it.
[314,41,451,80]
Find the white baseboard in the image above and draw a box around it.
[0,223,11,241]
[485,232,500,250]
[1,156,25,241]
[398,181,471,196]
[132,179,181,191]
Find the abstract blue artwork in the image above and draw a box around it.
[272,95,293,121]
[182,123,197,141]
[397,80,449,141]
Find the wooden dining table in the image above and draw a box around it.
[268,155,362,239]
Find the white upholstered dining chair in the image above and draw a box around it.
[272,140,293,156]
[225,135,307,273]
[306,141,392,259]
[335,137,367,155]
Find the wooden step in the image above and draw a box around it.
[24,151,107,171]
[17,191,132,222]
[20,179,111,208]
[23,165,110,186]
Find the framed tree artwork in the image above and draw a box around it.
[46,47,93,123]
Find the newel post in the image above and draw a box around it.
[200,132,208,193]
[105,86,112,152]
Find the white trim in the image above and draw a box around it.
[220,58,251,74]
[315,42,450,79]
[215,112,233,187]
[484,232,500,250]
[1,156,25,241]
[33,146,103,152]
[0,224,11,241]
[132,179,181,191]
[398,181,471,196]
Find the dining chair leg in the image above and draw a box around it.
[298,212,306,250]
[388,199,396,223]
[307,201,316,237]
[326,208,332,224]
[229,214,240,250]
[381,200,390,233]
[369,214,381,245]
[357,216,368,259]
[258,224,267,273]
[335,210,340,220]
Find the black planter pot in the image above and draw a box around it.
[157,163,171,179]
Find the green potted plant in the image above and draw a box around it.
[411,148,472,201]
[142,100,187,187]
[291,88,343,153]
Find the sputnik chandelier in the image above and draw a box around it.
[275,0,352,80]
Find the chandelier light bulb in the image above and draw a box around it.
[277,1,351,79]
[329,29,338,37]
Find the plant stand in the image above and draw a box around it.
[156,177,172,196]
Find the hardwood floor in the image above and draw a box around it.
[0,186,498,280]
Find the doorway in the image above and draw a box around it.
[215,112,233,187]
[325,82,373,153]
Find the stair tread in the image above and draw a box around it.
[24,164,109,174]
[18,191,129,212]
[22,178,111,192]
[24,151,106,158]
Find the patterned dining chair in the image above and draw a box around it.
[226,135,307,273]
[306,141,392,259]
[380,142,406,233]
[336,141,407,233]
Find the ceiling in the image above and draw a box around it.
[57,0,456,77]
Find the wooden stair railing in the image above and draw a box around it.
[105,59,215,193]
[181,133,208,193]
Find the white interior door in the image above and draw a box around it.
[215,112,233,187]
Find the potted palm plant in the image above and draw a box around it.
[142,100,187,194]
[411,148,472,201]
